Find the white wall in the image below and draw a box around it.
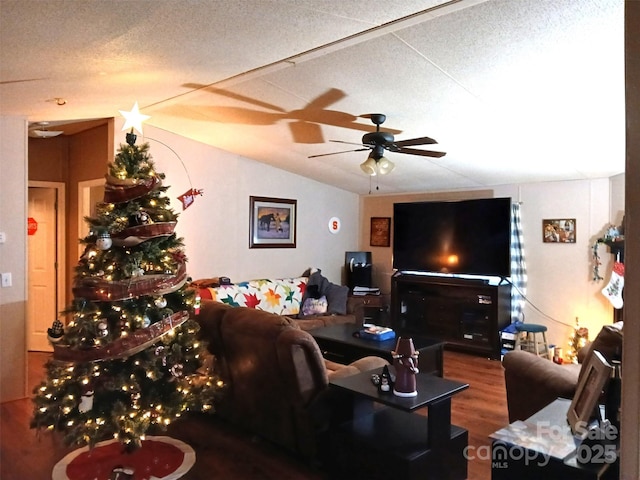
[610,173,625,224]
[493,178,624,351]
[118,123,360,285]
[0,116,28,402]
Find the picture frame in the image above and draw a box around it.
[567,350,613,437]
[370,217,391,247]
[249,196,296,248]
[542,218,576,243]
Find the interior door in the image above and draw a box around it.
[28,187,58,352]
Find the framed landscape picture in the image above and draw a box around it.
[370,217,391,247]
[542,218,576,243]
[249,196,296,248]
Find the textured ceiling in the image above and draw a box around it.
[0,0,625,194]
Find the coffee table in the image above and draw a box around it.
[310,323,444,376]
[325,368,469,480]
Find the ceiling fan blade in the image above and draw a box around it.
[330,139,372,147]
[308,148,370,159]
[395,147,447,158]
[0,77,48,85]
[393,136,438,147]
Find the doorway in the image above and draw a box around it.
[27,182,65,352]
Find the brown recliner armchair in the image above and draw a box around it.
[502,322,623,422]
[195,300,388,460]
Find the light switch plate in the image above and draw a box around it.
[1,272,12,287]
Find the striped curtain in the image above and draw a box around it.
[510,203,527,322]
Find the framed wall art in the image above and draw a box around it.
[542,218,576,243]
[249,196,297,248]
[370,217,391,247]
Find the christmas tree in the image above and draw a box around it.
[567,317,589,364]
[31,116,219,451]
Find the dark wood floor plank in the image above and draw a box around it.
[1,350,507,480]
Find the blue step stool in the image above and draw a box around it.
[514,323,550,359]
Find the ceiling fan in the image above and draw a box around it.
[308,113,446,176]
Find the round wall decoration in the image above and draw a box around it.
[328,217,341,234]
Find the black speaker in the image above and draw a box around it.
[345,251,372,290]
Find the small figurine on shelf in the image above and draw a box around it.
[379,365,393,393]
[392,337,420,397]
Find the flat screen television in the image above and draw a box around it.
[393,197,512,278]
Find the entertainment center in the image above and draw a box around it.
[390,273,511,359]
[389,197,513,359]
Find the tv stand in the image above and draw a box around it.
[390,273,511,359]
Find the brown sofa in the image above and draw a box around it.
[502,322,623,422]
[191,271,370,331]
[195,300,388,460]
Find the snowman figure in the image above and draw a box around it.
[96,232,112,250]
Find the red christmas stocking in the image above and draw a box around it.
[602,261,624,309]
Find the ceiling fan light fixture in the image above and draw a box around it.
[28,121,63,138]
[360,156,377,176]
[377,156,395,175]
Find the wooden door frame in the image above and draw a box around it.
[27,181,66,339]
[77,178,105,258]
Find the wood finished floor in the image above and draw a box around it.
[1,350,508,480]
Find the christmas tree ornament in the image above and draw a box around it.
[96,232,112,250]
[178,188,204,210]
[130,210,153,226]
[78,384,94,413]
[154,296,167,309]
[193,294,201,315]
[97,321,109,337]
[47,319,65,343]
[131,263,145,277]
[602,261,624,309]
[170,363,184,377]
[142,314,151,328]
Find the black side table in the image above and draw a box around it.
[325,368,469,480]
[491,398,619,479]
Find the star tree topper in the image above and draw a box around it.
[119,102,151,135]
[119,102,204,210]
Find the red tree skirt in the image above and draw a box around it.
[52,436,195,480]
